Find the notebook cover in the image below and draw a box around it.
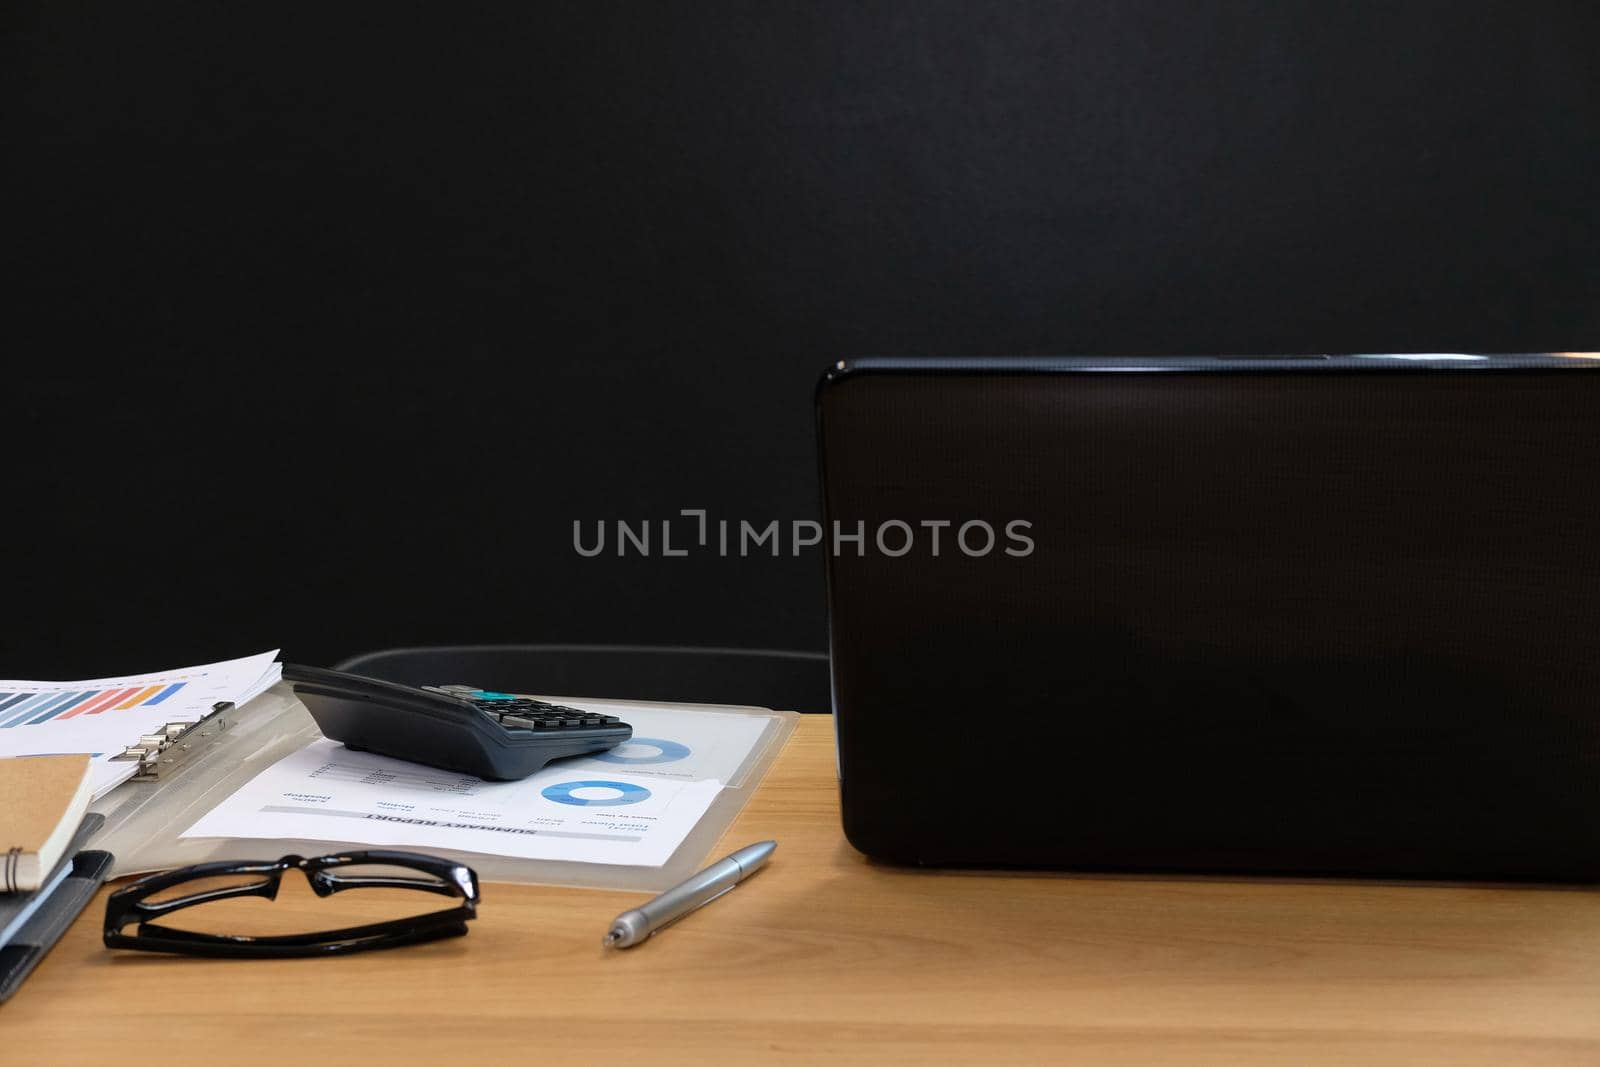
[0,754,94,891]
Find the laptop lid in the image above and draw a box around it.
[818,355,1600,881]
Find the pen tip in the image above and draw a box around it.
[602,930,620,948]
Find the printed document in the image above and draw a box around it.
[183,738,724,866]
[537,700,771,785]
[0,651,282,798]
[185,696,773,866]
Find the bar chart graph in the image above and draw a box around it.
[0,650,280,799]
[0,681,186,728]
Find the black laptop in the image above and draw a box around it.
[818,355,1600,882]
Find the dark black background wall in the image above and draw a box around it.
[5,1,1598,677]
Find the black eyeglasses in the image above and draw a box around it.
[103,850,480,958]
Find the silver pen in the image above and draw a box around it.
[603,840,776,948]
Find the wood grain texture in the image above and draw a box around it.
[6,716,1600,1065]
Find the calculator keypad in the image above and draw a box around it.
[463,694,622,734]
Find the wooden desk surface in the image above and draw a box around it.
[8,715,1600,1065]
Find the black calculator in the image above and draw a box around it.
[283,664,632,780]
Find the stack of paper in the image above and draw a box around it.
[0,651,282,799]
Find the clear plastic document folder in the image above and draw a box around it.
[89,683,798,892]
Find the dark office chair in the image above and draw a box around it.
[334,644,831,713]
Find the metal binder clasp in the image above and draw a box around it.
[108,700,235,780]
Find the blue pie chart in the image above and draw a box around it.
[592,737,692,765]
[541,780,652,807]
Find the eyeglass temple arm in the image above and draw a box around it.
[126,907,474,949]
[107,877,282,931]
[311,873,474,899]
[307,852,478,901]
